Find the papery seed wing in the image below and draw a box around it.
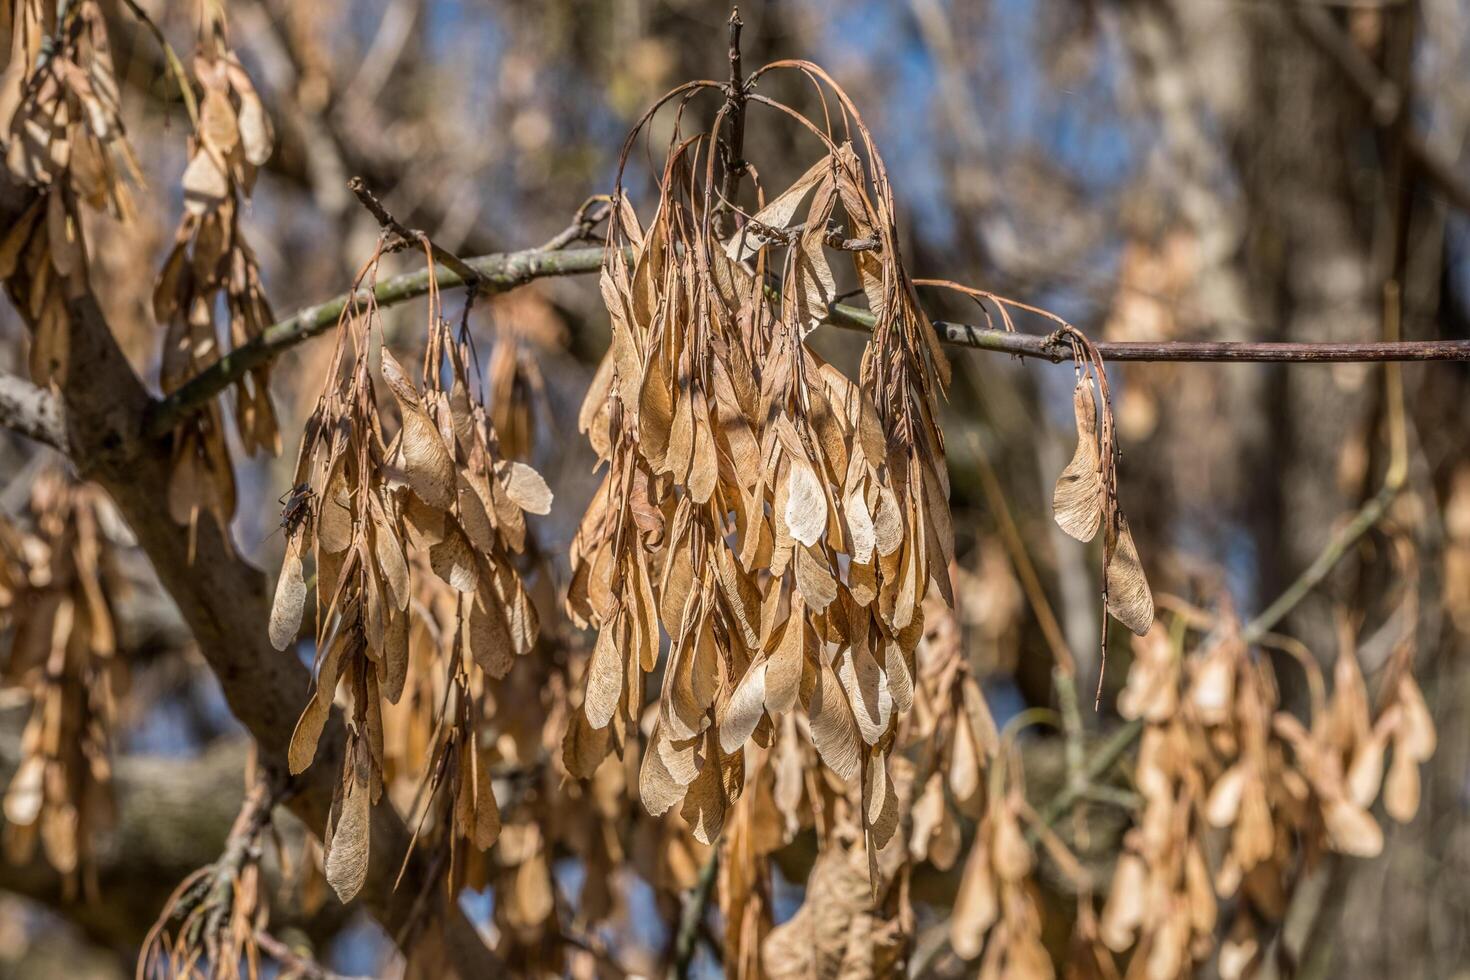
[1053,379,1104,543]
[1104,515,1154,635]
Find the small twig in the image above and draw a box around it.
[962,428,1073,672]
[714,8,748,240]
[1030,713,1143,841]
[669,849,719,980]
[255,930,362,980]
[118,0,200,131]
[348,177,484,295]
[539,196,613,251]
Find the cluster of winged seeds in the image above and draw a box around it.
[716,592,1004,976]
[152,6,278,546]
[0,0,140,381]
[139,780,275,980]
[566,63,952,862]
[269,253,551,901]
[0,468,124,898]
[1098,619,1436,979]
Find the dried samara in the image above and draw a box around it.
[566,62,953,860]
[270,255,550,901]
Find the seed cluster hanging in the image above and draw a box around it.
[0,0,140,382]
[566,62,953,860]
[1095,614,1436,979]
[270,248,551,901]
[0,469,125,898]
[152,4,278,546]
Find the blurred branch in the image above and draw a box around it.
[0,372,65,451]
[1292,3,1470,214]
[670,849,719,980]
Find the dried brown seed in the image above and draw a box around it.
[1053,379,1104,542]
[1105,515,1154,635]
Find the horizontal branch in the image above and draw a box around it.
[137,246,1470,439]
[141,246,610,438]
[912,327,1470,363]
[0,371,65,450]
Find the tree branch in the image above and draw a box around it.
[0,371,65,450]
[141,247,1470,440]
[142,244,610,438]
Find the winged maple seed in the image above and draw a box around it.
[268,250,549,902]
[1052,332,1154,640]
[1092,615,1438,979]
[152,4,279,551]
[566,61,953,872]
[0,469,124,900]
[0,0,142,383]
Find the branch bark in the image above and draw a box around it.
[0,732,249,948]
[0,371,65,450]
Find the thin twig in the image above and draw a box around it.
[669,850,719,980]
[538,196,612,251]
[714,8,748,241]
[254,930,362,980]
[348,176,484,292]
[1031,713,1143,839]
[961,429,1073,672]
[118,0,200,131]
